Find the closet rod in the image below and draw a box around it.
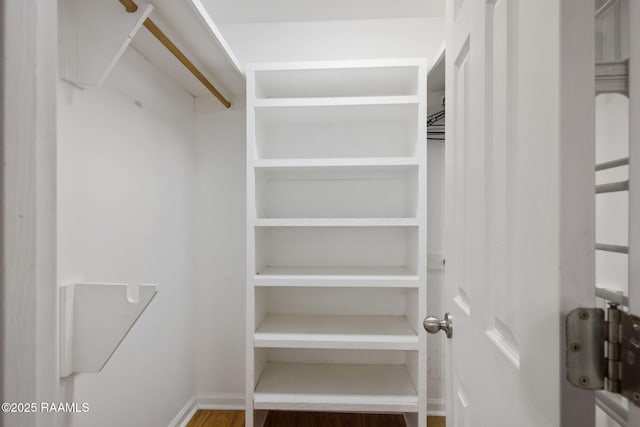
[118,0,231,109]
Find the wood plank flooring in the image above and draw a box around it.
[186,410,446,427]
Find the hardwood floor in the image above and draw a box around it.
[426,417,446,427]
[187,410,244,427]
[186,410,446,427]
[264,411,405,427]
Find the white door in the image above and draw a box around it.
[438,0,640,425]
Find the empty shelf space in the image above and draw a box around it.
[254,362,419,412]
[253,62,422,99]
[255,314,418,350]
[255,165,418,219]
[254,218,420,227]
[256,287,418,319]
[255,227,419,279]
[253,103,419,160]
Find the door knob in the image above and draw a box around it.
[423,313,453,338]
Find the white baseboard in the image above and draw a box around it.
[197,393,245,410]
[170,396,198,427]
[173,394,443,425]
[427,398,446,417]
[170,393,245,427]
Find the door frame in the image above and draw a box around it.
[559,0,598,422]
[2,2,58,426]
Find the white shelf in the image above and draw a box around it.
[255,162,417,177]
[254,157,420,169]
[254,96,419,108]
[254,266,419,287]
[255,314,418,350]
[59,0,152,88]
[254,362,419,412]
[254,218,419,227]
[59,280,158,377]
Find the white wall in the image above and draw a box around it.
[193,98,247,407]
[57,48,196,427]
[220,18,445,66]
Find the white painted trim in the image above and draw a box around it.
[170,396,198,427]
[197,393,246,410]
[188,0,244,75]
[3,2,58,423]
[559,0,597,425]
[427,398,446,417]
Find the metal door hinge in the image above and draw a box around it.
[566,303,640,407]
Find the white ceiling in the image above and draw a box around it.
[201,0,445,24]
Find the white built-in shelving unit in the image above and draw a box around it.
[246,59,428,427]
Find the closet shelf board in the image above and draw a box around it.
[253,266,419,287]
[254,218,420,227]
[253,362,419,412]
[254,314,419,350]
[253,95,420,108]
[254,157,420,169]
